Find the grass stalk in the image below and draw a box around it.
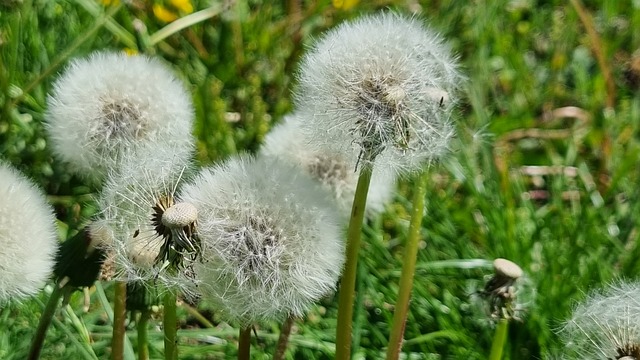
[10,2,122,108]
[385,171,429,360]
[488,319,509,360]
[335,165,373,360]
[238,326,252,360]
[28,284,64,360]
[111,281,127,360]
[149,5,223,46]
[163,291,178,360]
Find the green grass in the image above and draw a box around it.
[1,0,640,358]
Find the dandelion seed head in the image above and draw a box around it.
[261,114,395,215]
[559,280,640,359]
[46,51,194,181]
[179,155,345,326]
[295,12,462,173]
[98,150,198,294]
[0,163,58,302]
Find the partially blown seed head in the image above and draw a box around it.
[98,150,198,293]
[179,155,344,326]
[0,163,58,302]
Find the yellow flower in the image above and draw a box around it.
[153,4,178,23]
[124,48,139,56]
[332,0,359,10]
[170,0,193,14]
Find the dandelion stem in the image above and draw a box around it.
[28,284,64,360]
[111,281,127,360]
[488,318,509,360]
[274,316,295,360]
[163,291,178,360]
[137,310,151,360]
[385,171,429,360]
[335,165,373,360]
[238,326,252,360]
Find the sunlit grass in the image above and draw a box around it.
[1,0,640,359]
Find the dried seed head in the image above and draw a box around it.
[161,202,198,229]
[493,258,523,280]
[98,153,199,294]
[479,258,530,322]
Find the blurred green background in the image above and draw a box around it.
[1,0,640,358]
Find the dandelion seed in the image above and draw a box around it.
[46,51,194,182]
[559,281,640,359]
[295,12,462,173]
[260,113,395,215]
[179,155,344,326]
[0,163,58,302]
[98,151,199,293]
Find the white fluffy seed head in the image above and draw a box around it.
[559,281,640,359]
[161,202,197,229]
[260,113,396,216]
[97,148,194,293]
[295,12,462,173]
[179,155,345,326]
[46,51,194,182]
[0,163,58,303]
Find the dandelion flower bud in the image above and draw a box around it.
[295,12,462,173]
[260,113,396,215]
[0,163,58,302]
[98,150,198,293]
[559,281,640,359]
[46,51,194,181]
[179,155,345,326]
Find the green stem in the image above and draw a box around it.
[137,311,151,360]
[489,319,509,360]
[28,284,64,360]
[112,281,127,360]
[385,171,429,360]
[163,291,178,360]
[238,326,252,360]
[274,316,295,360]
[335,165,373,360]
